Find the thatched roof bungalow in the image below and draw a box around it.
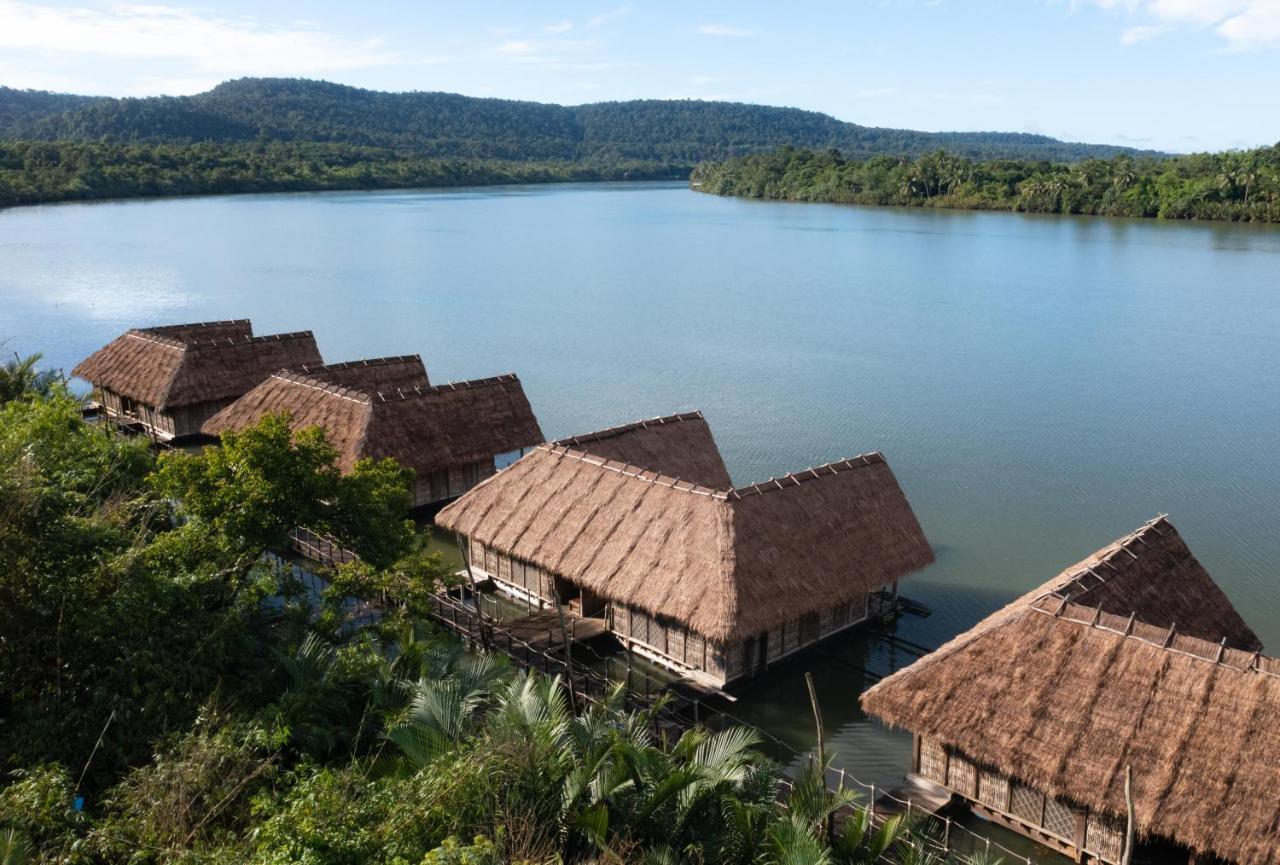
[437,412,933,686]
[72,320,322,440]
[203,363,542,507]
[861,517,1272,865]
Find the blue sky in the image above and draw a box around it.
[1,0,1277,152]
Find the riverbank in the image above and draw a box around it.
[0,139,688,209]
[691,145,1280,224]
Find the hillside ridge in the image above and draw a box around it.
[0,77,1161,163]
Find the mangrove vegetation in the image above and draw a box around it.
[691,144,1280,223]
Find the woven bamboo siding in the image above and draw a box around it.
[766,627,783,661]
[978,769,1011,811]
[615,602,719,671]
[413,460,495,506]
[1010,783,1046,827]
[783,618,801,654]
[1087,813,1124,863]
[668,626,686,665]
[799,612,819,644]
[727,642,750,679]
[918,738,947,784]
[948,755,977,799]
[1042,797,1076,842]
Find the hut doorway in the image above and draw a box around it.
[745,635,769,675]
[578,589,606,619]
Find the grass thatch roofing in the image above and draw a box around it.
[436,439,933,642]
[72,320,322,409]
[1030,517,1261,651]
[861,517,1277,865]
[295,355,430,393]
[202,369,543,477]
[553,412,733,489]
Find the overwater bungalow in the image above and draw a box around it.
[436,411,934,687]
[202,358,542,507]
[72,319,322,440]
[860,516,1275,865]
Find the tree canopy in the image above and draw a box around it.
[0,360,988,865]
[692,144,1280,223]
[2,77,1155,163]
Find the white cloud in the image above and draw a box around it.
[483,36,606,70]
[1086,0,1280,48]
[544,20,573,33]
[494,39,536,55]
[586,5,630,28]
[1121,23,1169,41]
[0,0,401,77]
[696,24,754,37]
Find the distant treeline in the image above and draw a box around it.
[1,77,1158,164]
[691,145,1280,223]
[0,140,682,208]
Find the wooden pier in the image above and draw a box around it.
[873,773,955,820]
[500,608,610,651]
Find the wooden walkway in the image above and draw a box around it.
[873,773,955,820]
[501,608,610,651]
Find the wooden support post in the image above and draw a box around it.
[457,535,491,651]
[806,671,836,844]
[552,587,578,712]
[1121,765,1134,865]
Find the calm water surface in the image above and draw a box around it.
[4,182,1279,861]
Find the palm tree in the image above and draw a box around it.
[0,828,32,865]
[382,643,510,767]
[1111,161,1137,193]
[0,353,59,403]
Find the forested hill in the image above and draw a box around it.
[1,77,1156,163]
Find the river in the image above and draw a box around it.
[4,182,1279,861]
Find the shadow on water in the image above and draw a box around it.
[728,578,1074,865]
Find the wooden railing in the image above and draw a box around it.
[288,527,359,565]
[420,589,1039,865]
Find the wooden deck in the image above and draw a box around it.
[500,608,610,651]
[874,773,955,820]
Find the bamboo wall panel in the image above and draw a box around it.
[978,769,1011,811]
[1043,797,1076,841]
[918,738,947,783]
[1086,814,1123,862]
[1010,783,1046,826]
[948,757,977,798]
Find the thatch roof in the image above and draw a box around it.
[295,355,430,393]
[553,412,733,489]
[861,518,1276,865]
[436,443,933,641]
[1030,517,1261,651]
[202,370,543,476]
[72,320,322,409]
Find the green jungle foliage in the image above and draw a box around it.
[0,140,679,208]
[2,76,1149,164]
[0,365,991,865]
[691,145,1280,223]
